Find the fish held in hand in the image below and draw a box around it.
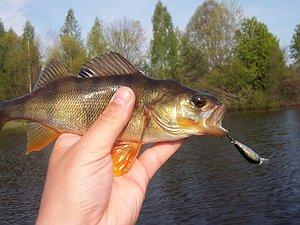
[0,52,227,175]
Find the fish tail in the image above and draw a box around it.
[0,100,9,132]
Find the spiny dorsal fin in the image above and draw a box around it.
[34,60,72,91]
[79,52,143,78]
[26,123,59,154]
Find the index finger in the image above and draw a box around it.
[138,140,184,180]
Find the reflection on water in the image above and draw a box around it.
[138,109,300,225]
[0,132,51,224]
[0,109,300,224]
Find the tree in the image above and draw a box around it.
[106,18,145,66]
[87,17,107,59]
[0,19,4,37]
[186,0,242,71]
[291,24,300,64]
[0,19,5,74]
[58,9,87,73]
[178,35,208,87]
[0,29,28,99]
[221,17,286,108]
[150,1,178,79]
[22,20,41,90]
[43,30,61,62]
[0,19,5,99]
[22,20,35,42]
[59,35,87,74]
[234,17,285,91]
[60,8,81,40]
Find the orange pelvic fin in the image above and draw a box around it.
[26,123,59,154]
[111,142,141,176]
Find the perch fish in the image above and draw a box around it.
[0,52,228,175]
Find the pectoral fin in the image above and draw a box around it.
[27,123,59,154]
[111,142,141,176]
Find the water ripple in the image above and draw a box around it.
[0,109,299,224]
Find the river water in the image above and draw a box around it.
[0,109,299,224]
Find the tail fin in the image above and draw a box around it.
[0,101,9,132]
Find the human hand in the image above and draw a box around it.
[36,87,183,225]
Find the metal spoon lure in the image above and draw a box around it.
[226,133,269,165]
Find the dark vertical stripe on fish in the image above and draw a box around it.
[46,82,58,120]
[86,79,99,129]
[73,78,89,130]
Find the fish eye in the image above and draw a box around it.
[191,96,206,108]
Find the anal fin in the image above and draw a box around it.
[111,142,141,176]
[27,123,59,154]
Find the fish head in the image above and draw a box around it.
[151,81,227,138]
[176,90,227,136]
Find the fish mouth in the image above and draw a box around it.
[206,104,228,136]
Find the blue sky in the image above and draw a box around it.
[0,0,299,48]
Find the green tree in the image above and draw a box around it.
[87,17,107,59]
[106,18,145,66]
[178,35,208,88]
[0,19,4,37]
[59,35,87,74]
[22,20,41,91]
[216,17,286,109]
[186,0,241,71]
[58,9,87,73]
[203,17,287,110]
[0,19,5,75]
[234,17,285,91]
[22,20,35,41]
[60,8,81,40]
[291,24,300,64]
[0,29,28,99]
[150,1,179,79]
[0,19,5,99]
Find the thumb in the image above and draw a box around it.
[78,87,135,158]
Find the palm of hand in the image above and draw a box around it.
[39,133,182,225]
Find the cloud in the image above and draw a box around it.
[0,0,29,34]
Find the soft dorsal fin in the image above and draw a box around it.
[26,123,59,154]
[33,60,72,91]
[78,52,143,77]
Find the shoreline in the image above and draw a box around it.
[225,103,300,113]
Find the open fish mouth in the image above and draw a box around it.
[207,104,227,136]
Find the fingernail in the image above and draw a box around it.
[112,87,132,106]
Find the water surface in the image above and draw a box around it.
[0,109,299,224]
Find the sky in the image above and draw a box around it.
[0,0,299,48]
